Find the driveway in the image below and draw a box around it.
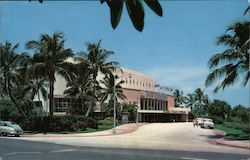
[10,123,250,155]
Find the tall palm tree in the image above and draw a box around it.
[173,89,185,108]
[100,73,125,104]
[0,42,28,117]
[26,32,75,116]
[27,79,48,103]
[184,93,196,111]
[77,40,120,116]
[100,73,125,115]
[64,63,94,114]
[205,21,250,93]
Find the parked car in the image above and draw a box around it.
[195,118,203,126]
[200,118,214,129]
[0,121,24,136]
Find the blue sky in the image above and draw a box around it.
[1,1,249,107]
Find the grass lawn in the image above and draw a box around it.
[215,124,250,140]
[47,124,114,134]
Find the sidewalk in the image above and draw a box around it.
[23,123,143,138]
[213,129,250,149]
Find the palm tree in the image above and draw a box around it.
[27,79,48,104]
[173,89,185,108]
[100,73,125,104]
[0,42,29,117]
[184,93,196,111]
[77,40,120,116]
[64,63,94,114]
[100,73,125,116]
[205,21,250,93]
[26,32,75,117]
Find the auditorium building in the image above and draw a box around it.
[36,67,190,122]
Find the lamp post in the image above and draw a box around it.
[113,81,116,134]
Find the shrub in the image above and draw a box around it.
[208,115,224,124]
[19,115,98,132]
[98,117,118,126]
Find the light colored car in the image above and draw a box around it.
[201,118,214,129]
[0,121,24,136]
[196,118,203,126]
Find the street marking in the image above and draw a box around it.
[4,151,42,156]
[181,157,208,160]
[50,149,77,153]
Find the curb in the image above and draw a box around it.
[213,129,250,149]
[216,138,250,149]
[21,123,145,138]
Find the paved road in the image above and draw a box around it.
[0,138,249,160]
[0,123,249,160]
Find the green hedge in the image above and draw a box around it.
[223,122,250,133]
[98,117,118,126]
[21,115,98,132]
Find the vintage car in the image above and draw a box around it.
[200,118,214,129]
[0,121,24,136]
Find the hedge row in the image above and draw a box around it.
[21,115,98,132]
[223,122,250,133]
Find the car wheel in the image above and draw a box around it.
[15,134,20,137]
[2,132,8,136]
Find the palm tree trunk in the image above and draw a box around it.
[85,75,97,117]
[7,83,27,118]
[49,80,54,117]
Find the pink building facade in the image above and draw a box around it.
[115,68,190,122]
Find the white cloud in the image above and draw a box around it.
[143,65,249,106]
[144,65,209,94]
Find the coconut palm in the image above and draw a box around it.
[100,73,125,104]
[77,40,120,116]
[173,89,185,108]
[184,93,196,111]
[64,63,94,114]
[26,32,75,116]
[205,21,250,93]
[0,42,29,117]
[27,79,48,103]
[100,73,125,116]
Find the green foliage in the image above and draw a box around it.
[231,105,250,123]
[98,117,118,126]
[215,124,249,140]
[206,21,250,93]
[101,0,163,32]
[208,99,231,117]
[20,115,98,132]
[0,98,20,120]
[122,102,138,122]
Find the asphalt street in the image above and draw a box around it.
[0,138,249,160]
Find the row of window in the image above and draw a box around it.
[140,98,168,111]
[53,98,82,112]
[123,78,154,88]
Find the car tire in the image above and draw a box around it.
[15,134,20,137]
[2,132,8,136]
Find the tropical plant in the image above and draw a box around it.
[0,42,29,117]
[26,32,75,116]
[205,21,250,93]
[29,0,163,32]
[79,40,120,116]
[208,99,231,118]
[122,102,138,122]
[64,62,94,115]
[101,0,163,32]
[184,93,196,111]
[100,73,125,104]
[173,89,185,107]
